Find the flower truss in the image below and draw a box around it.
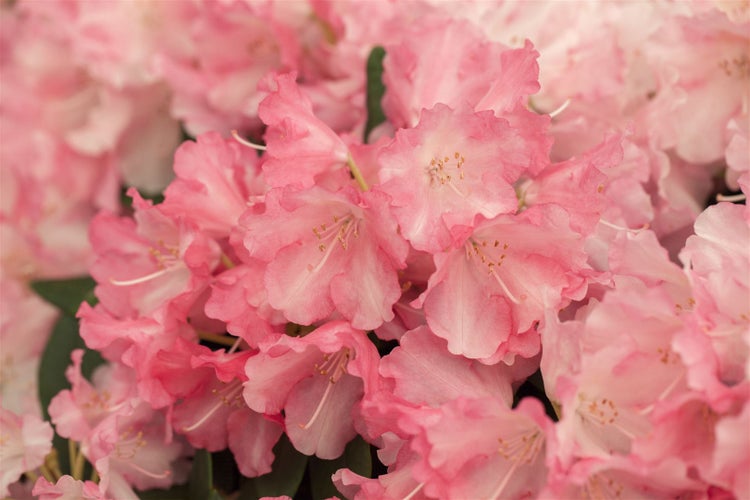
[1,1,748,499]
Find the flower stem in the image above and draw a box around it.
[68,440,78,479]
[42,449,61,482]
[347,155,369,191]
[72,443,86,481]
[220,252,235,269]
[39,463,56,484]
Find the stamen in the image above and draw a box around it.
[489,268,522,304]
[182,382,244,432]
[599,219,650,233]
[299,349,351,430]
[584,473,624,500]
[402,482,425,500]
[298,376,336,430]
[309,218,357,274]
[127,462,172,480]
[490,429,544,500]
[227,336,243,354]
[716,193,746,203]
[231,130,266,151]
[109,266,176,286]
[577,397,637,440]
[426,152,467,196]
[548,98,572,118]
[467,240,522,304]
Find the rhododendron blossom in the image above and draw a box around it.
[3,1,749,498]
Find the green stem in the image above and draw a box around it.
[220,252,235,269]
[347,155,369,191]
[68,440,77,478]
[72,444,85,481]
[39,463,56,484]
[42,449,61,482]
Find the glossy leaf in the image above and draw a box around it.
[239,434,308,499]
[139,485,191,500]
[189,449,224,500]
[364,46,387,143]
[30,276,97,317]
[309,436,372,499]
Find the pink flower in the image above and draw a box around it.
[680,202,750,386]
[419,204,590,361]
[243,321,380,459]
[48,350,137,443]
[171,344,283,477]
[379,326,536,409]
[410,397,551,500]
[152,0,305,136]
[239,185,407,329]
[708,399,750,497]
[49,352,191,498]
[89,189,220,320]
[203,263,284,349]
[32,476,107,500]
[0,277,58,416]
[0,408,53,497]
[161,131,266,239]
[382,17,541,129]
[377,104,548,253]
[725,118,749,190]
[258,72,352,189]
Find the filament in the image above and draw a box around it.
[549,98,572,118]
[231,130,267,151]
[716,193,746,203]
[109,266,175,286]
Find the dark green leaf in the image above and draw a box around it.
[211,449,241,495]
[30,276,97,317]
[309,436,372,499]
[38,315,104,474]
[189,449,224,500]
[138,484,190,500]
[363,46,387,143]
[239,435,308,499]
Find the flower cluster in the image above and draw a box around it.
[1,1,748,499]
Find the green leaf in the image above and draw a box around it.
[38,315,105,474]
[30,276,97,317]
[309,436,372,499]
[363,46,387,143]
[189,449,224,500]
[138,485,191,500]
[239,435,308,499]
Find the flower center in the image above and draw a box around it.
[109,241,182,286]
[426,151,467,196]
[465,238,523,304]
[182,379,244,433]
[583,473,625,499]
[307,214,359,273]
[489,427,544,500]
[299,348,351,430]
[114,426,172,480]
